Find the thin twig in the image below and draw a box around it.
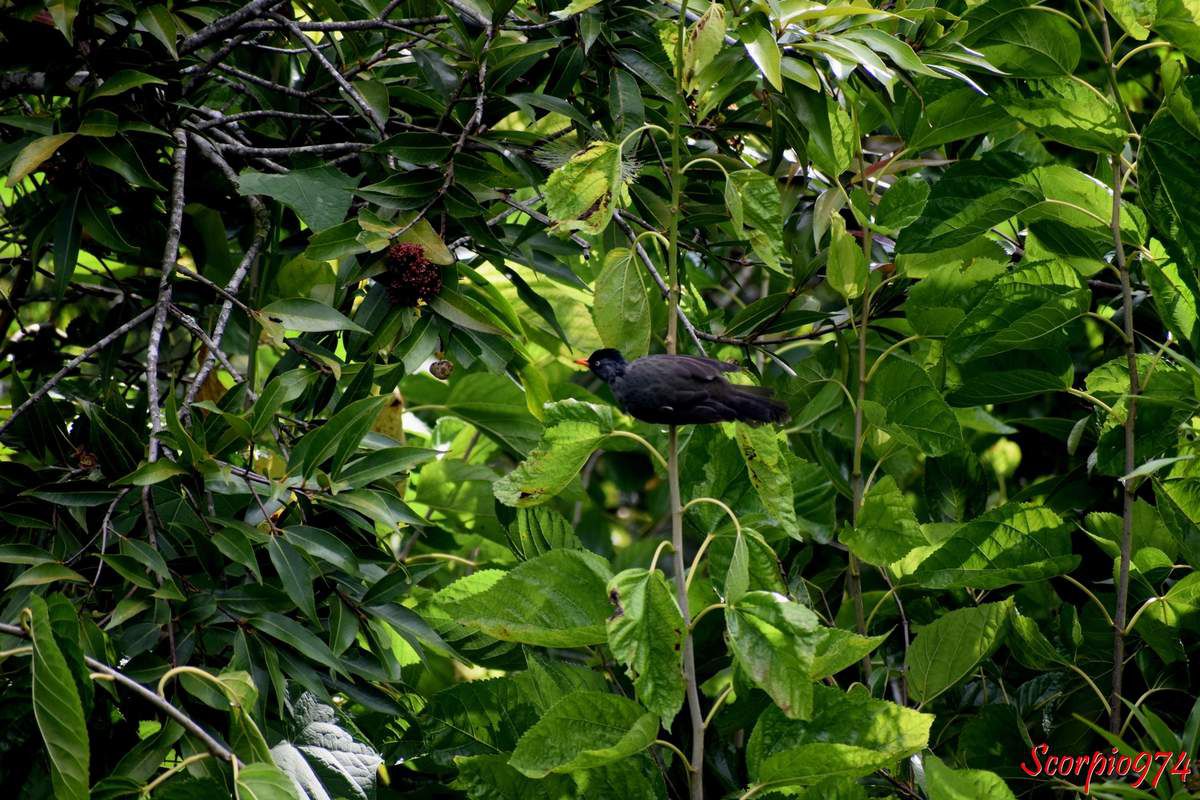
[179,0,287,55]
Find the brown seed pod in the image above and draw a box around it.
[430,359,453,380]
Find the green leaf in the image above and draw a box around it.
[994,77,1126,153]
[267,538,318,624]
[90,70,166,100]
[115,460,189,486]
[906,258,1008,337]
[729,169,785,273]
[746,685,932,784]
[236,762,300,800]
[904,84,1012,151]
[944,260,1089,362]
[897,154,1041,255]
[906,599,1012,703]
[735,423,800,538]
[743,23,782,91]
[683,3,726,89]
[505,506,583,560]
[440,373,543,456]
[1109,0,1155,39]
[865,356,963,456]
[27,595,90,800]
[9,563,87,589]
[441,549,614,646]
[259,298,368,334]
[812,628,889,680]
[839,476,926,566]
[874,176,930,232]
[304,220,368,262]
[138,6,178,59]
[7,133,75,187]
[248,613,343,675]
[606,568,685,728]
[592,248,652,358]
[494,400,616,506]
[962,0,1081,76]
[370,133,450,165]
[288,396,387,478]
[544,141,629,236]
[237,167,359,233]
[283,526,359,575]
[726,591,820,719]
[1141,77,1200,273]
[508,690,657,778]
[925,754,1017,800]
[268,693,381,800]
[910,503,1078,589]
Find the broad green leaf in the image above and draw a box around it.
[683,3,726,89]
[283,526,359,575]
[551,0,602,17]
[906,599,1012,703]
[259,298,369,334]
[369,132,450,165]
[724,531,751,603]
[910,502,1077,589]
[7,133,75,187]
[904,84,1012,151]
[925,754,1017,800]
[962,0,1080,76]
[743,23,783,91]
[494,400,616,507]
[1110,0,1155,38]
[746,685,933,784]
[544,141,629,236]
[138,6,177,59]
[606,568,685,727]
[236,762,300,800]
[441,373,543,456]
[1007,607,1066,670]
[994,77,1126,153]
[728,170,785,273]
[735,423,800,538]
[865,356,963,456]
[248,613,344,675]
[812,628,889,679]
[1141,77,1200,273]
[906,258,1007,337]
[509,690,657,777]
[1156,0,1200,58]
[593,248,652,358]
[874,176,929,232]
[897,153,1041,255]
[839,476,926,566]
[944,260,1089,362]
[441,549,613,646]
[27,595,89,800]
[237,166,359,233]
[269,692,381,800]
[454,754,573,798]
[726,591,820,719]
[304,220,367,261]
[1145,243,1199,353]
[826,214,867,300]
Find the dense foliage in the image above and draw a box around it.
[3,0,1200,797]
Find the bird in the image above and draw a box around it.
[575,348,789,426]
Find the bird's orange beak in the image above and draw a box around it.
[573,358,590,367]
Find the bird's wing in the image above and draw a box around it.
[638,354,740,379]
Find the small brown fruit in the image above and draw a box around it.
[430,359,453,380]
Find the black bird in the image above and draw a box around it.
[575,348,789,426]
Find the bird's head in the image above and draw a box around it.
[574,348,627,382]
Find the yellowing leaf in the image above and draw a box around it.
[544,141,629,236]
[7,133,75,187]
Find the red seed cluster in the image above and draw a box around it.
[382,242,442,307]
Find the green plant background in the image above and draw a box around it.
[1,0,1199,798]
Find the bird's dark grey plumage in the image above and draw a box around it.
[577,348,789,426]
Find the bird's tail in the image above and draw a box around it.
[727,385,790,425]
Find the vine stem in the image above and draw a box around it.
[667,2,704,796]
[1088,0,1139,735]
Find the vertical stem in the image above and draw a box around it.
[670,426,704,800]
[1090,0,1138,734]
[848,101,872,680]
[667,3,702,796]
[849,289,871,680]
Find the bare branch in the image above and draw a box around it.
[179,0,288,55]
[146,130,189,463]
